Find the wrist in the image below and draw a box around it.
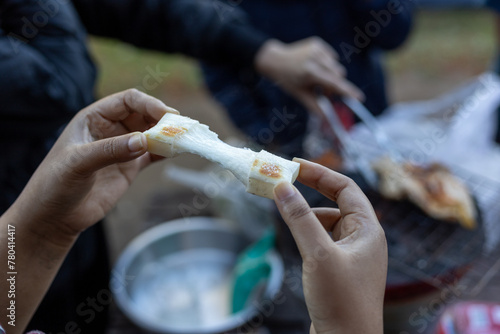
[254,39,287,80]
[311,304,384,334]
[4,196,79,250]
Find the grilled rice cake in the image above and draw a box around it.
[373,157,477,229]
[143,113,300,199]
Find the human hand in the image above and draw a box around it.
[273,159,387,334]
[255,37,364,115]
[11,89,178,246]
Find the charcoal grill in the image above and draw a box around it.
[349,165,499,298]
[365,184,484,298]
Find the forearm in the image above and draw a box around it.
[73,0,269,67]
[0,200,77,333]
[348,0,414,50]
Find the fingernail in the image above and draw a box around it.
[274,182,295,201]
[163,103,180,115]
[128,133,145,152]
[167,107,180,115]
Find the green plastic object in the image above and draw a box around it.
[231,228,275,313]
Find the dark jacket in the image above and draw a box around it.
[0,0,268,332]
[202,0,414,155]
[0,0,268,212]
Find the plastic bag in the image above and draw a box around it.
[350,72,500,251]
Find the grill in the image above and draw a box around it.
[346,159,500,302]
[367,187,484,289]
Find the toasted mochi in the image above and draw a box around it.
[143,113,300,199]
[373,156,477,229]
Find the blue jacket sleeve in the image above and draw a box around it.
[486,0,500,12]
[347,0,414,50]
[0,0,96,138]
[72,0,269,67]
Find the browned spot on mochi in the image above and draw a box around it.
[259,163,281,178]
[161,126,185,137]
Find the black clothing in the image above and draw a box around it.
[202,0,414,151]
[0,0,268,332]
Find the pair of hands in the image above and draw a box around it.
[2,89,386,333]
[255,37,365,114]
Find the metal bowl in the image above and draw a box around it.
[111,217,284,333]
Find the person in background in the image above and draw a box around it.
[202,0,414,158]
[0,0,362,331]
[0,90,388,334]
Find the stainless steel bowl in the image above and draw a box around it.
[111,217,284,333]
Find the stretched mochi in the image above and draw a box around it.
[143,113,300,199]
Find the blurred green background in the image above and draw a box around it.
[88,9,497,103]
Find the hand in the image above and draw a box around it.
[255,37,364,115]
[273,159,387,334]
[11,89,178,246]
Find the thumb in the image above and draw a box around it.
[72,132,147,175]
[273,182,335,258]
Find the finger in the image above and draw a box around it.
[87,89,178,123]
[307,36,339,60]
[72,132,148,176]
[313,69,365,101]
[121,112,156,133]
[316,53,346,77]
[312,207,346,241]
[325,80,365,102]
[312,207,342,232]
[293,158,375,220]
[273,182,337,258]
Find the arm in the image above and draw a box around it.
[0,90,177,333]
[486,0,500,13]
[273,159,387,334]
[73,0,363,108]
[72,0,268,67]
[348,0,414,50]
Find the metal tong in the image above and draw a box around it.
[316,95,403,189]
[316,95,378,188]
[341,96,404,162]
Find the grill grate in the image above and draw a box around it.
[346,138,500,292]
[353,163,500,295]
[365,189,485,290]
